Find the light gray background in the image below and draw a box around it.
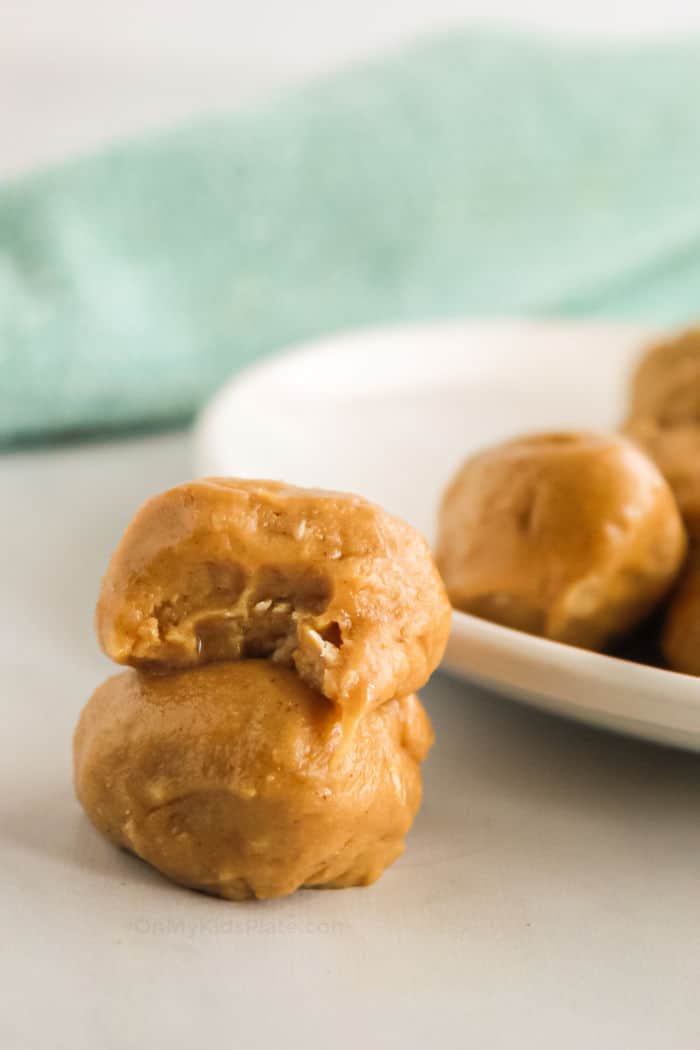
[2,0,700,176]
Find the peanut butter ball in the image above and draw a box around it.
[73,661,433,901]
[624,418,700,538]
[627,327,700,426]
[624,328,700,538]
[662,548,700,677]
[96,479,451,722]
[436,431,686,650]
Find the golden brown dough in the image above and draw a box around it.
[623,329,700,539]
[73,661,433,901]
[96,478,451,721]
[623,418,700,538]
[662,548,700,676]
[627,327,700,426]
[436,431,686,650]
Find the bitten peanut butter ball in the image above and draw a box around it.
[96,479,451,721]
[73,661,433,901]
[624,328,700,538]
[662,548,700,677]
[436,431,686,650]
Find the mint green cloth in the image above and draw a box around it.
[2,31,700,445]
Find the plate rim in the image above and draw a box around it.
[195,317,700,748]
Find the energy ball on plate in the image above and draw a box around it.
[96,478,451,723]
[662,549,700,677]
[623,419,700,538]
[73,661,433,901]
[624,329,700,538]
[436,431,686,651]
[627,327,700,426]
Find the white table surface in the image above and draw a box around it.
[3,430,700,1049]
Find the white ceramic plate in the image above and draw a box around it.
[196,320,700,751]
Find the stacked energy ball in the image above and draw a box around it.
[74,479,451,900]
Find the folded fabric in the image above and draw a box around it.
[2,30,700,445]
